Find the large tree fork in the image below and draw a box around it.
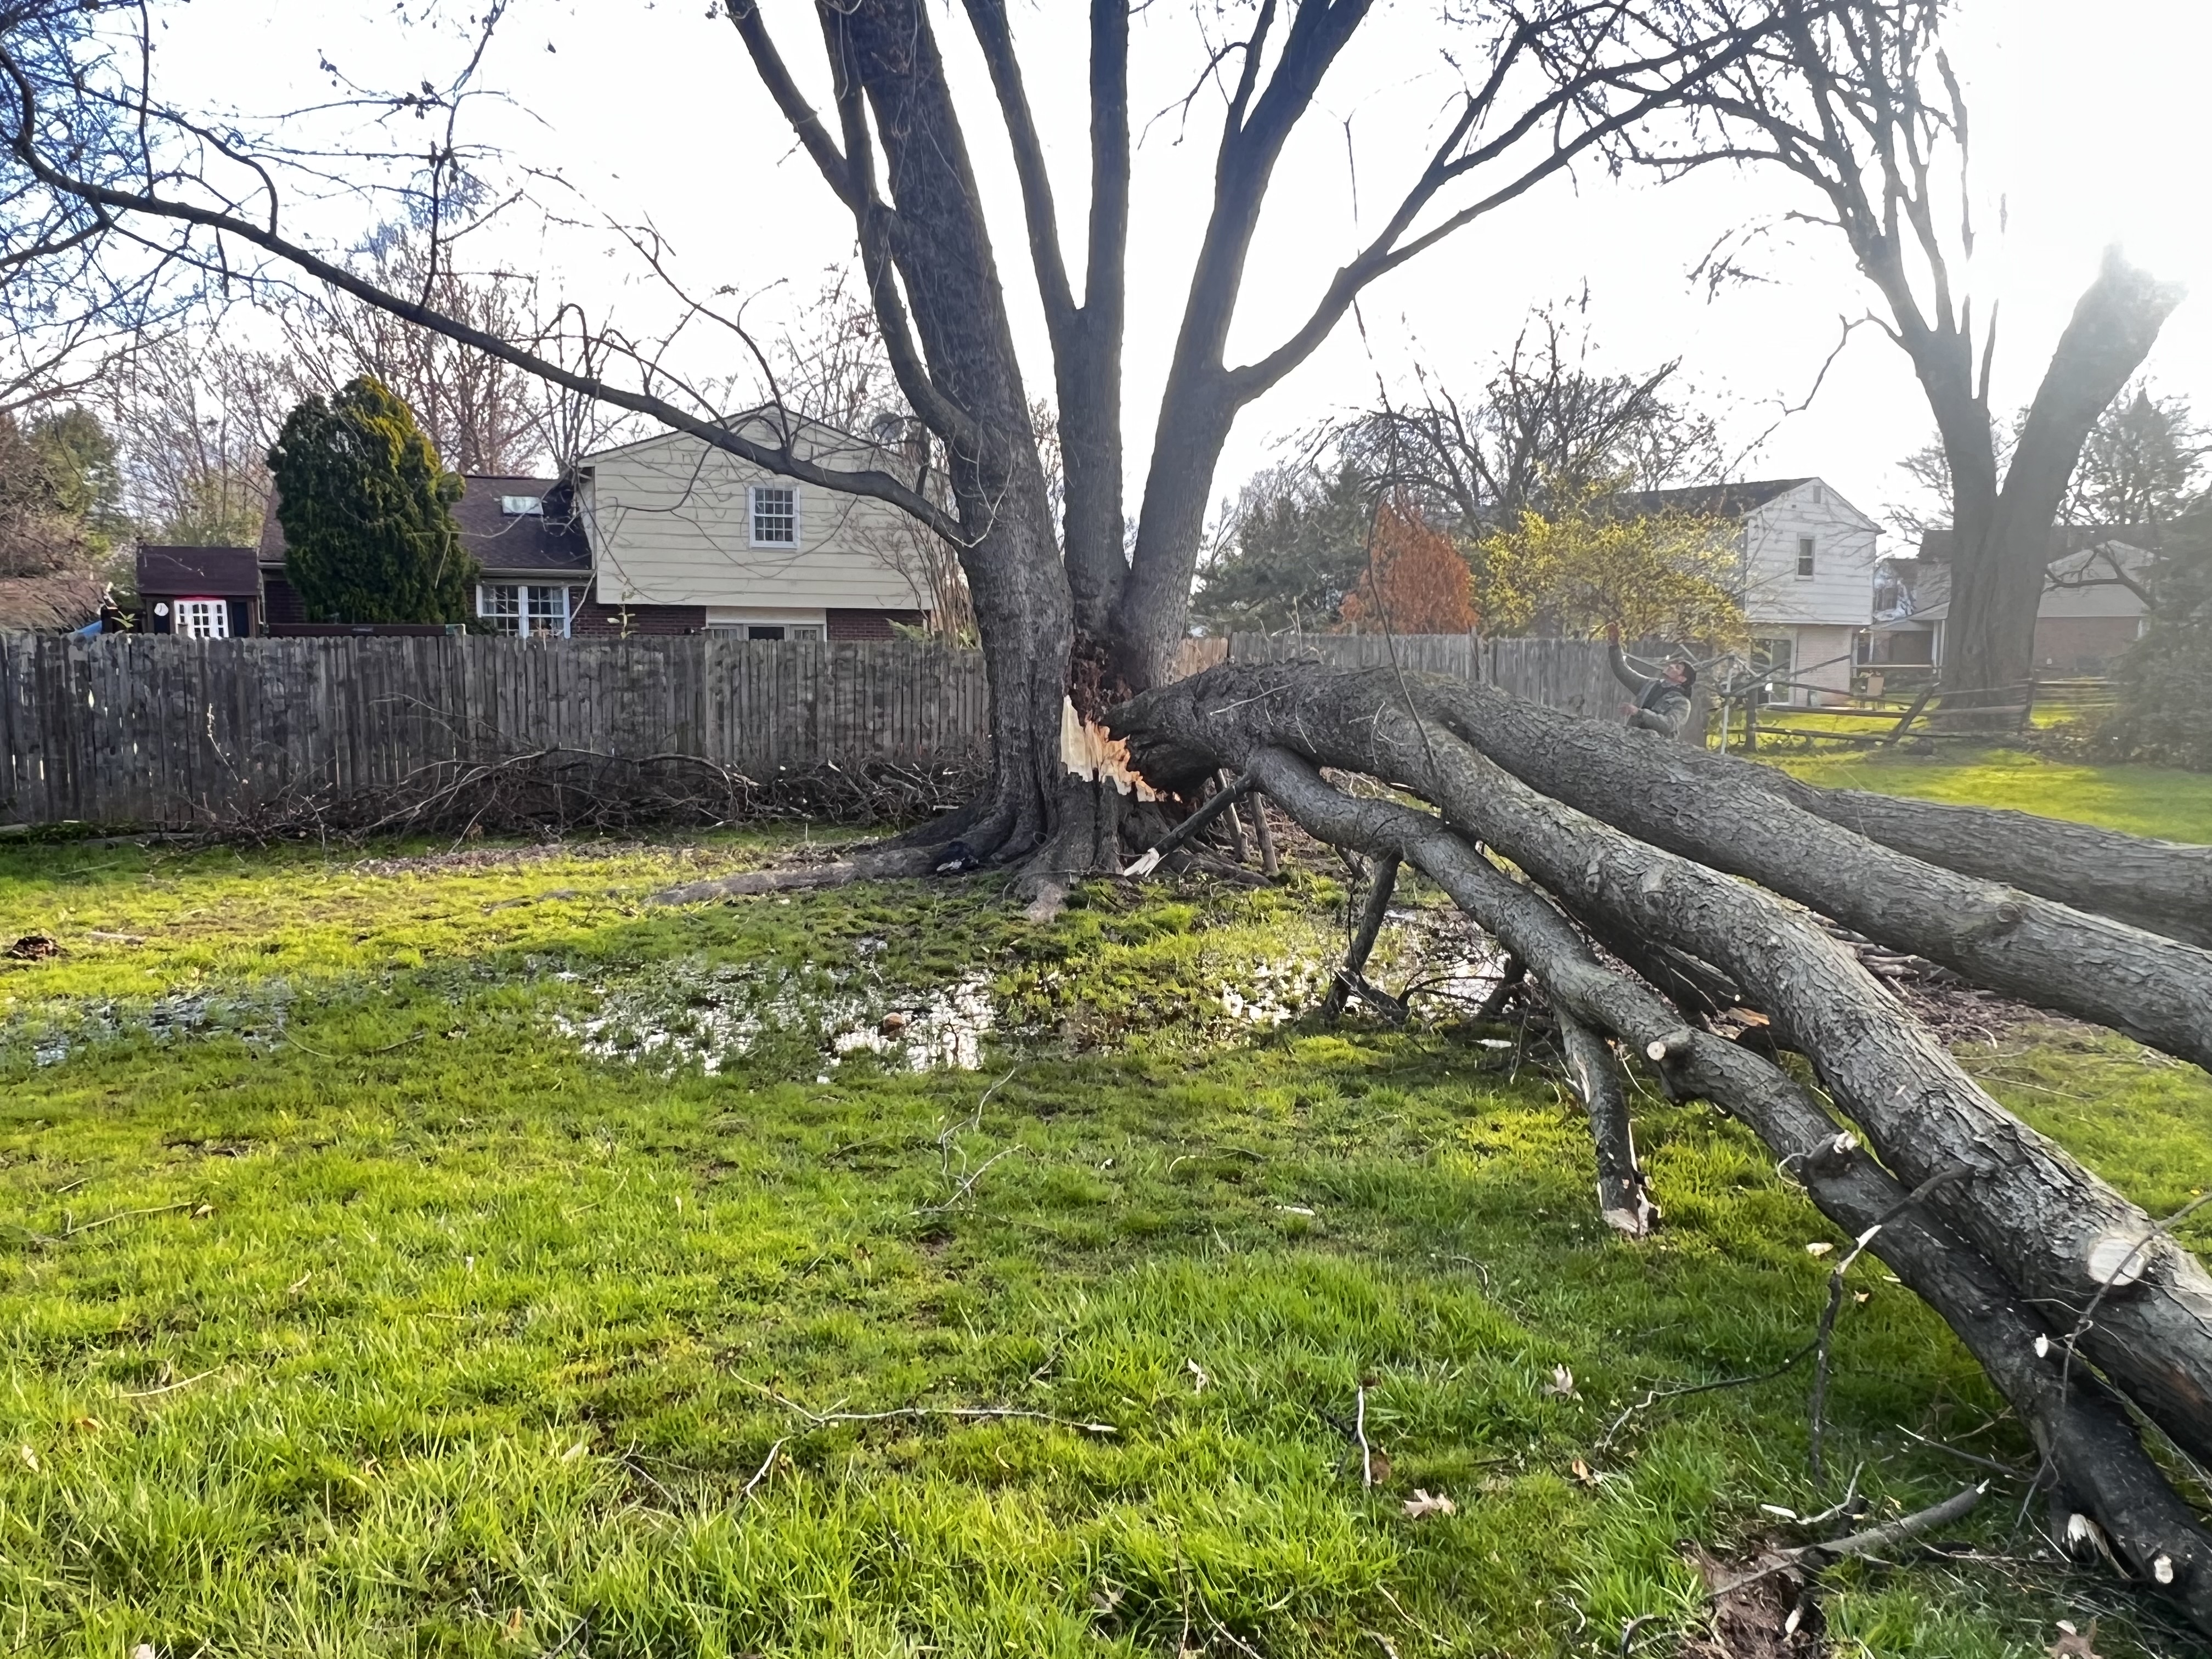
[1111,665,2212,1633]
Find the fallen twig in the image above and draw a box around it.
[1707,1482,1988,1602]
[738,1436,787,1502]
[120,1366,222,1398]
[1898,1426,2030,1479]
[1809,1165,1972,1477]
[1596,1341,1818,1454]
[1356,1377,1377,1487]
[280,1029,427,1062]
[909,1146,1025,1218]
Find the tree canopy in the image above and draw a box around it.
[1470,483,1742,641]
[268,377,474,626]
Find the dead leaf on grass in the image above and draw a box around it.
[1804,1242,1833,1257]
[1544,1364,1577,1398]
[1402,1488,1457,1519]
[5,933,59,961]
[2048,1618,2103,1658]
[1571,1458,1599,1487]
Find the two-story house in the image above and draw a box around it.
[1617,478,1882,704]
[253,408,943,637]
[573,409,933,639]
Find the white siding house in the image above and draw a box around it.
[1624,477,1881,704]
[577,409,936,638]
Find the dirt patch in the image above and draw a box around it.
[1680,1545,1822,1658]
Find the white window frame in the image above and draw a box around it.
[1796,535,1816,579]
[173,597,230,639]
[476,582,572,638]
[706,622,825,642]
[748,483,800,549]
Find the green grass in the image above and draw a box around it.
[1769,746,2212,844]
[2,827,2208,1657]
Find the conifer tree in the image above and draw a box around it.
[268,376,473,624]
[2100,518,2212,771]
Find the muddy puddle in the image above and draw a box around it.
[551,955,996,1076]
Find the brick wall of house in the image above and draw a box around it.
[262,573,308,626]
[827,608,924,640]
[2033,615,2141,674]
[568,589,707,636]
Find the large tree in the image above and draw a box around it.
[0,0,1795,877]
[1675,0,2183,708]
[12,6,2212,1629]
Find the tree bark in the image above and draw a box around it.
[1177,739,2212,1633]
[1742,777,2212,950]
[824,0,1073,862]
[1558,1011,1657,1238]
[1397,672,2212,1057]
[1113,664,2212,1472]
[1894,249,2180,705]
[1322,851,1398,1022]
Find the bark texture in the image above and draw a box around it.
[1399,673,2212,1053]
[1190,739,2212,1632]
[1113,664,2212,1480]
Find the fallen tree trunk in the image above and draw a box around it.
[1400,673,2212,1074]
[1221,743,2212,1632]
[1113,665,2212,1476]
[1759,778,2212,950]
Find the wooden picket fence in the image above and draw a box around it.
[1227,631,1674,723]
[0,633,991,830]
[0,629,1637,830]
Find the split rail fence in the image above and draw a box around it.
[0,629,1635,831]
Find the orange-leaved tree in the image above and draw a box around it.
[1339,499,1477,634]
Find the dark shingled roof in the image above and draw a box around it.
[1608,478,1812,518]
[138,544,262,597]
[257,475,591,575]
[450,475,591,574]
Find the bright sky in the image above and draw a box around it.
[160,0,2209,546]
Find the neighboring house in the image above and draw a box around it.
[574,408,929,639]
[1866,527,2153,676]
[138,545,262,637]
[1618,477,1881,705]
[253,409,937,639]
[258,475,590,635]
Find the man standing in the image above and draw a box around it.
[1606,625,1696,738]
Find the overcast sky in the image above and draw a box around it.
[165,0,2208,546]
